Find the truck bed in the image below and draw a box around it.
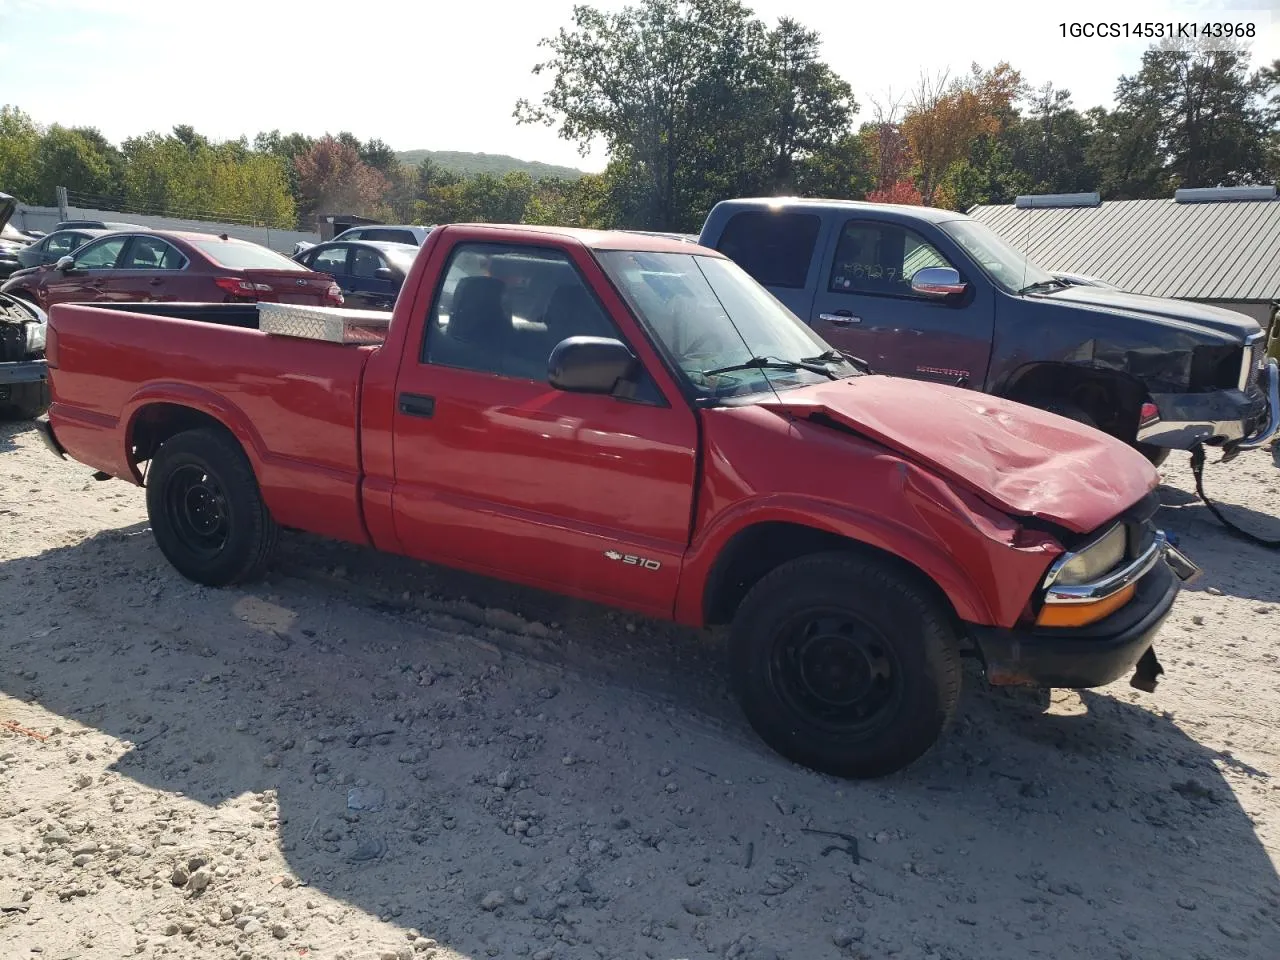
[47,301,376,545]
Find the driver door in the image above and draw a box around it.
[811,219,994,387]
[390,239,698,615]
[42,235,127,306]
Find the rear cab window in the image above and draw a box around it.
[712,211,821,289]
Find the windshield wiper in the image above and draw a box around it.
[702,355,839,380]
[1018,279,1067,296]
[800,348,870,374]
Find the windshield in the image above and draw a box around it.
[596,250,859,398]
[938,218,1058,294]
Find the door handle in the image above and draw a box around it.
[148,279,163,286]
[398,393,435,418]
[819,312,861,325]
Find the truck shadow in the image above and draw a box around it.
[0,419,36,453]
[2,525,1277,959]
[1154,497,1280,605]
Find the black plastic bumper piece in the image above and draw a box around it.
[969,560,1180,690]
[33,415,67,460]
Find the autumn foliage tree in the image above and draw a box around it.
[293,136,390,219]
[866,180,922,205]
[901,62,1024,205]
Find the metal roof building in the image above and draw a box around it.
[967,185,1280,325]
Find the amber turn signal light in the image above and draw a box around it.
[1036,584,1136,628]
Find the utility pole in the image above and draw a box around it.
[56,186,69,223]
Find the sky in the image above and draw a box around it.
[1,0,1279,174]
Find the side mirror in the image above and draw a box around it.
[911,266,966,298]
[54,255,76,272]
[548,336,639,394]
[374,266,395,280]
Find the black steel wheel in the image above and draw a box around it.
[145,427,278,586]
[731,551,961,779]
[768,609,904,736]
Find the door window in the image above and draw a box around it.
[351,248,387,279]
[122,236,186,270]
[714,211,820,289]
[44,233,80,257]
[364,228,417,244]
[828,221,953,298]
[71,236,127,269]
[422,242,659,397]
[309,246,350,276]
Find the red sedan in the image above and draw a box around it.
[0,229,343,310]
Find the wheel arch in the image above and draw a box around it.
[124,387,264,485]
[695,517,984,635]
[996,361,1150,442]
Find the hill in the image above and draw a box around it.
[395,149,585,181]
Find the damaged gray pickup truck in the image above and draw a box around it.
[0,193,49,420]
[0,290,49,420]
[699,197,1279,466]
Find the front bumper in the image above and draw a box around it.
[0,357,48,385]
[970,537,1198,690]
[1138,357,1278,451]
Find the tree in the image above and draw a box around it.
[359,138,399,176]
[866,180,922,205]
[31,125,121,203]
[1109,40,1271,190]
[294,136,390,219]
[859,93,912,195]
[516,0,855,230]
[526,173,612,227]
[754,18,856,193]
[253,130,315,213]
[0,105,40,201]
[1003,84,1095,195]
[901,62,1024,205]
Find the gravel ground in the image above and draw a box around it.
[1,419,1278,960]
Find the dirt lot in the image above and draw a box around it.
[1,420,1278,960]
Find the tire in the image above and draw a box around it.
[1027,397,1097,427]
[0,380,50,420]
[145,427,278,586]
[729,551,962,779]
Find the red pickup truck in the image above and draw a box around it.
[37,224,1199,778]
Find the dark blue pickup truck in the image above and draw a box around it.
[698,198,1278,465]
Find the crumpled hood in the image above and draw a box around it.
[756,376,1158,534]
[1045,285,1259,340]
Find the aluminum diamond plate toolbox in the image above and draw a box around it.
[257,302,391,344]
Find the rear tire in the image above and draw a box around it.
[145,427,278,586]
[0,380,50,420]
[729,551,961,779]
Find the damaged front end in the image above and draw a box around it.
[970,496,1201,694]
[0,291,51,420]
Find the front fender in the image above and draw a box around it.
[674,460,1062,630]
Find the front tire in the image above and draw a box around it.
[145,427,278,586]
[729,552,962,779]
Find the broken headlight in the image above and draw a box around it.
[1049,523,1126,587]
[25,321,45,354]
